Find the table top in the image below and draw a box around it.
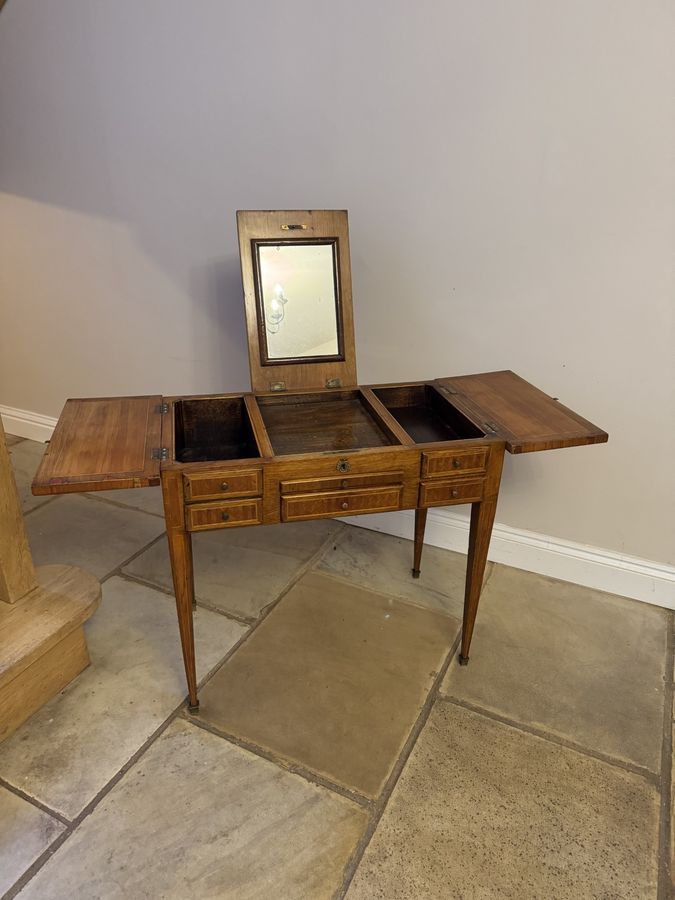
[31,371,608,496]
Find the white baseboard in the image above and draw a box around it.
[1,405,56,443]
[342,508,675,611]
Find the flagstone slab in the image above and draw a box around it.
[85,485,165,516]
[17,719,367,900]
[0,578,246,819]
[442,563,668,772]
[315,524,476,618]
[26,494,165,579]
[347,702,660,900]
[0,787,64,896]
[196,571,457,798]
[125,520,342,620]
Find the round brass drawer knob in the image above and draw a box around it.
[452,459,461,469]
[221,481,229,491]
[451,489,459,499]
[222,512,230,521]
[341,501,349,510]
[341,479,349,489]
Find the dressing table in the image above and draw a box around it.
[32,210,608,711]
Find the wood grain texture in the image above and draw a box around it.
[32,396,163,494]
[421,448,489,478]
[436,371,608,453]
[459,443,506,663]
[257,390,396,456]
[0,418,37,604]
[0,626,90,744]
[161,468,199,709]
[0,564,100,689]
[186,498,263,532]
[183,468,262,502]
[419,478,484,508]
[281,485,403,522]
[237,210,357,392]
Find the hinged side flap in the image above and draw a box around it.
[435,371,608,454]
[32,396,164,495]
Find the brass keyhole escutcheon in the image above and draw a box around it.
[221,481,229,491]
[452,459,461,469]
[222,512,230,521]
[336,459,350,474]
[341,501,349,510]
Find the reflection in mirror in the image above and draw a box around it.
[256,241,341,361]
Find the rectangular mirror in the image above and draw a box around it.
[238,211,357,393]
[253,240,343,363]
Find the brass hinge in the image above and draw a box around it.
[151,448,169,460]
[270,381,286,392]
[482,422,499,435]
[441,385,458,395]
[155,402,169,414]
[325,378,342,388]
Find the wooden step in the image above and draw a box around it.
[0,564,101,742]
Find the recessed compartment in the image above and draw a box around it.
[174,397,261,463]
[373,385,484,444]
[257,390,399,456]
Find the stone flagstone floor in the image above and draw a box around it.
[1,435,672,899]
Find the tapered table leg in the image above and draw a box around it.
[459,498,497,664]
[162,471,199,711]
[412,507,428,578]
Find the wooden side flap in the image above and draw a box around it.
[435,371,608,454]
[32,396,164,495]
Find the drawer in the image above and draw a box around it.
[421,448,488,478]
[282,485,402,523]
[183,468,262,502]
[280,470,404,495]
[419,479,484,508]
[186,498,263,532]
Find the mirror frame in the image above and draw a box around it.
[237,210,357,393]
[251,237,345,366]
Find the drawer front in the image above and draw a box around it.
[186,498,263,532]
[184,468,262,502]
[419,479,484,508]
[282,485,402,523]
[421,448,488,478]
[280,470,404,495]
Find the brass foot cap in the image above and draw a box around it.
[411,568,421,579]
[458,654,470,666]
[187,702,200,714]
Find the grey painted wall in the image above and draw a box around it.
[1,1,673,564]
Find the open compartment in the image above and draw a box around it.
[174,397,261,463]
[257,390,400,455]
[373,384,484,444]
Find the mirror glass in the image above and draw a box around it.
[255,241,341,361]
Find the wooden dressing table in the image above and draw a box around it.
[32,210,607,711]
